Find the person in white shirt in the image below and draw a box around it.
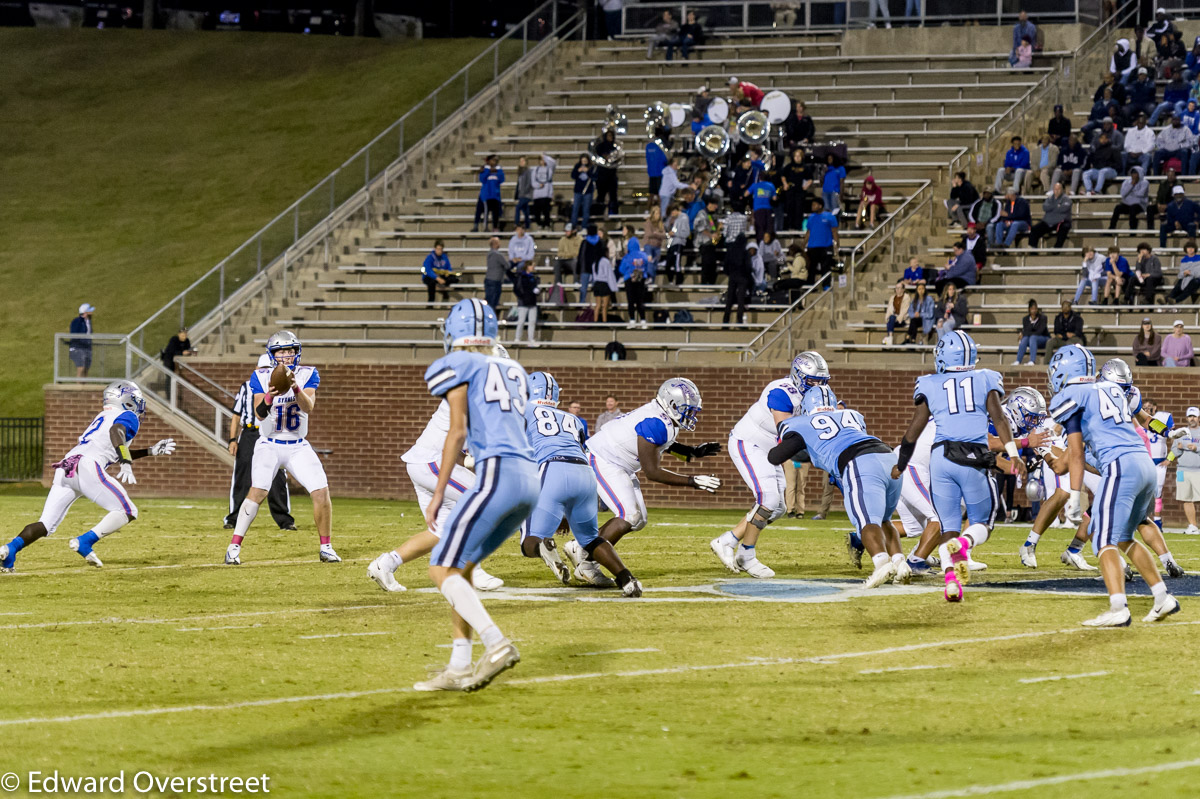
[658,156,687,217]
[508,225,536,271]
[531,154,556,228]
[1123,113,1156,175]
[1073,245,1106,305]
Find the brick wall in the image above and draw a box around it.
[44,362,1200,525]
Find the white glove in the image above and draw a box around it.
[463,453,475,470]
[1063,489,1083,525]
[691,474,721,493]
[117,463,137,485]
[150,438,176,456]
[1169,428,1190,440]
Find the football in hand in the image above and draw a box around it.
[269,363,294,394]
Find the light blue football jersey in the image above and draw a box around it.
[525,404,587,464]
[425,351,536,463]
[777,410,878,476]
[914,369,1004,445]
[1049,380,1148,471]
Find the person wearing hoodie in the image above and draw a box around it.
[1051,133,1086,195]
[991,187,1031,248]
[1110,166,1151,229]
[1082,89,1117,141]
[658,155,687,217]
[993,135,1030,193]
[1081,132,1121,195]
[1073,246,1105,305]
[645,138,668,197]
[1110,38,1136,85]
[530,153,556,228]
[569,154,596,231]
[473,156,505,232]
[968,187,1000,232]
[1181,99,1200,136]
[1153,115,1197,175]
[514,156,533,229]
[576,224,605,304]
[1150,73,1190,124]
[1123,114,1157,174]
[1125,242,1164,304]
[1027,182,1072,251]
[1160,185,1200,248]
[1048,104,1072,147]
[618,226,653,328]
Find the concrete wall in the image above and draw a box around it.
[840,23,1089,56]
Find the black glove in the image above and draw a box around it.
[691,442,722,459]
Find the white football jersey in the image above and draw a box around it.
[65,406,141,467]
[894,420,936,477]
[403,400,452,464]
[730,378,804,449]
[585,400,679,473]
[1146,428,1169,461]
[249,364,321,441]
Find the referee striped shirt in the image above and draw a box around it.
[232,380,257,428]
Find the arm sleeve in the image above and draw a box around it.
[766,388,794,413]
[768,431,807,466]
[1062,413,1083,436]
[634,417,669,446]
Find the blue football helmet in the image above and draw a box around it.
[266,330,302,367]
[655,378,702,431]
[800,385,838,415]
[102,380,146,416]
[1004,386,1047,432]
[443,298,498,351]
[1047,344,1096,393]
[527,371,561,407]
[934,330,978,373]
[791,351,831,389]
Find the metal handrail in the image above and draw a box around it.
[845,178,935,294]
[744,273,833,361]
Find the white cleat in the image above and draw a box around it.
[538,538,571,584]
[1081,607,1132,627]
[464,639,520,692]
[413,666,471,692]
[1060,549,1098,571]
[224,544,241,565]
[892,559,912,584]
[82,552,103,568]
[621,577,644,597]
[710,535,741,573]
[1185,525,1200,536]
[864,561,896,589]
[319,544,342,563]
[563,539,585,568]
[1143,594,1181,623]
[573,559,617,587]
[966,556,987,572]
[367,555,406,592]
[735,554,776,579]
[1018,544,1038,568]
[470,564,504,591]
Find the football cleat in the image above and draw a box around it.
[864,561,895,589]
[562,539,585,568]
[892,559,913,584]
[709,535,741,573]
[1166,560,1186,579]
[1081,607,1132,627]
[1124,562,1135,582]
[906,558,930,576]
[735,553,776,579]
[1061,549,1098,571]
[926,553,941,568]
[319,544,342,563]
[1019,543,1038,568]
[224,544,241,565]
[538,539,571,584]
[943,570,964,602]
[966,556,988,572]
[470,564,504,591]
[846,532,864,570]
[574,559,616,587]
[1143,594,1181,623]
[621,577,644,598]
[367,556,406,592]
[939,536,972,585]
[69,534,102,568]
[464,639,520,692]
[413,666,471,692]
[0,543,14,572]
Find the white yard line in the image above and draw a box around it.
[576,647,661,657]
[297,631,393,640]
[1017,670,1109,684]
[176,624,264,632]
[0,604,389,632]
[859,664,949,675]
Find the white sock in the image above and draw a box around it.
[1025,531,1041,545]
[449,638,473,670]
[871,552,890,569]
[439,574,502,644]
[382,551,404,572]
[1150,580,1169,601]
[233,499,260,539]
[890,552,904,565]
[1110,592,1127,611]
[1159,552,1176,568]
[719,531,739,548]
[964,523,990,548]
[92,510,129,539]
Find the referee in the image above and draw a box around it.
[223,354,296,530]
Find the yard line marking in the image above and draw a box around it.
[859,664,949,675]
[576,647,661,657]
[176,624,264,632]
[4,620,1195,727]
[298,631,393,640]
[3,556,376,579]
[1017,670,1109,684]
[863,757,1200,799]
[0,604,389,632]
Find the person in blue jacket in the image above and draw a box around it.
[646,140,668,197]
[422,240,456,304]
[472,156,505,232]
[619,232,654,329]
[993,135,1031,194]
[570,154,596,230]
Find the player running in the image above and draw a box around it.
[225,331,338,565]
[1046,344,1180,626]
[518,371,643,596]
[1,381,175,571]
[892,331,1026,602]
[769,385,906,587]
[415,299,539,692]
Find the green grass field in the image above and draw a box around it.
[0,30,511,416]
[2,493,1200,798]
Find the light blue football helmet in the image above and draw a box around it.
[443,298,498,351]
[800,385,838,415]
[527,371,561,407]
[1047,343,1096,393]
[934,330,978,373]
[1004,386,1047,431]
[790,351,831,389]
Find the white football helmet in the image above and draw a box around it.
[655,377,702,431]
[790,351,831,389]
[102,380,146,416]
[266,330,302,366]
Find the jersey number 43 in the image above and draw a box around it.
[484,362,528,414]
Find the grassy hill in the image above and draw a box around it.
[0,28,506,416]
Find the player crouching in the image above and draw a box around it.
[225,331,338,565]
[1,381,174,571]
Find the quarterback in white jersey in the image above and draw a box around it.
[1,381,175,571]
[225,331,338,565]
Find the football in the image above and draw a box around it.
[269,362,293,394]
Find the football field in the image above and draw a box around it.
[3,491,1200,799]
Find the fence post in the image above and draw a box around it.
[219,263,225,305]
[523,22,528,57]
[125,341,132,379]
[552,0,557,32]
[180,296,187,329]
[53,336,60,382]
[294,205,299,243]
[330,176,335,214]
[742,2,748,31]
[256,236,262,273]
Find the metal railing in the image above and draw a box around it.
[0,418,43,482]
[743,272,834,361]
[844,178,935,294]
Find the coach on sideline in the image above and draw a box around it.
[223,354,296,531]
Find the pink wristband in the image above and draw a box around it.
[1018,436,1029,449]
[264,393,274,406]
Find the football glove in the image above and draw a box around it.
[150,439,176,456]
[1064,489,1083,525]
[691,442,722,459]
[1169,428,1190,440]
[117,463,137,485]
[690,474,721,493]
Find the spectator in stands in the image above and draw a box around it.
[729,77,765,111]
[160,327,195,373]
[68,302,94,378]
[726,153,754,212]
[782,102,816,151]
[934,241,976,294]
[1167,239,1200,303]
[1082,93,1116,142]
[1110,166,1150,230]
[665,204,690,285]
[591,251,617,324]
[772,1,799,27]
[1133,317,1163,365]
[1047,300,1086,357]
[803,198,839,284]
[780,148,813,230]
[994,135,1030,194]
[1013,299,1049,365]
[935,283,968,338]
[1082,132,1121,195]
[570,155,595,231]
[1126,68,1158,120]
[421,239,457,305]
[962,222,987,270]
[1113,38,1139,85]
[747,240,767,292]
[882,282,911,346]
[902,256,927,288]
[514,156,533,229]
[1161,185,1200,247]
[969,187,1000,236]
[645,10,679,60]
[1029,134,1059,195]
[1154,114,1197,174]
[576,224,604,304]
[1151,72,1189,124]
[1090,116,1124,150]
[1101,245,1131,305]
[1187,36,1200,75]
[508,225,536,276]
[1051,132,1086,195]
[596,396,622,431]
[1182,99,1200,135]
[593,132,619,219]
[1027,182,1072,252]
[944,171,978,228]
[531,153,555,228]
[509,259,540,345]
[641,203,665,272]
[1147,9,1180,46]
[867,0,891,28]
[555,224,580,287]
[646,137,668,201]
[598,0,622,40]
[1013,35,1033,70]
[856,176,883,229]
[1048,104,1071,147]
[695,198,720,284]
[473,155,504,232]
[658,155,687,217]
[1123,241,1164,304]
[1124,114,1156,174]
[1095,71,1128,107]
[1074,245,1105,305]
[619,228,652,328]
[1163,320,1195,366]
[902,282,936,345]
[749,172,777,240]
[1153,167,1181,229]
[484,237,506,310]
[822,154,846,217]
[1171,410,1200,535]
[991,187,1032,249]
[1009,10,1036,67]
[760,231,785,280]
[669,10,704,60]
[722,230,753,327]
